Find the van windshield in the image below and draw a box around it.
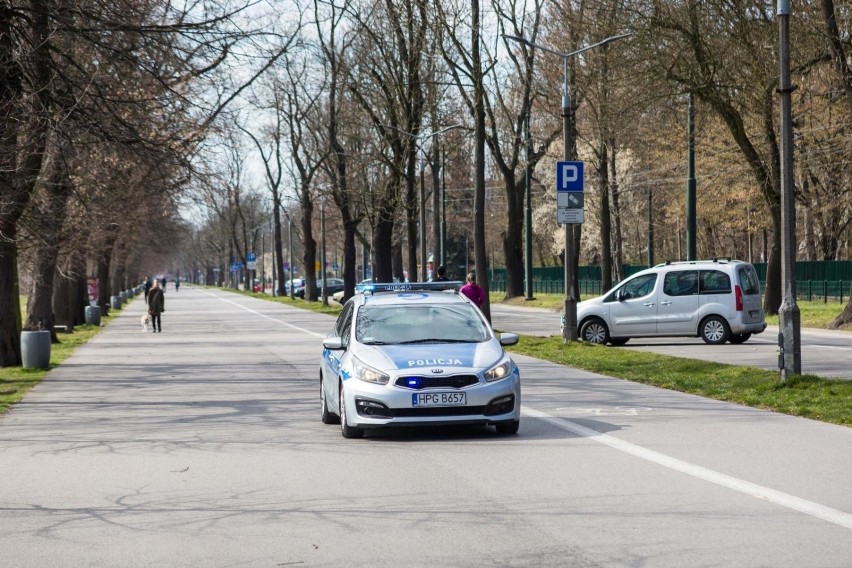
[738,266,761,295]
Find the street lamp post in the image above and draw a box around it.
[504,32,630,342]
[777,0,801,379]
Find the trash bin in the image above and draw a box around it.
[21,330,51,369]
[85,305,101,325]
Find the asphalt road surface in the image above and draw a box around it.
[490,304,852,380]
[1,286,850,567]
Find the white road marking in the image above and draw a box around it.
[205,291,327,339]
[522,405,852,531]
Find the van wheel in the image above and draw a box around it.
[609,338,630,346]
[580,318,609,345]
[700,316,731,345]
[729,333,752,344]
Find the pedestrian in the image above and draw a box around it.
[460,272,485,307]
[174,278,180,292]
[160,276,167,292]
[143,277,153,304]
[433,265,449,282]
[147,279,165,332]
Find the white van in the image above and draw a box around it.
[577,260,767,345]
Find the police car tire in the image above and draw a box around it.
[495,420,520,435]
[321,378,338,424]
[339,384,364,439]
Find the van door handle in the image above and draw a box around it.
[660,301,672,306]
[644,302,655,307]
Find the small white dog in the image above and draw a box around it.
[141,313,151,332]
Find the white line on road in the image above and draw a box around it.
[522,406,852,531]
[205,291,327,339]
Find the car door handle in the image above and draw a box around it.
[644,302,655,307]
[660,301,672,306]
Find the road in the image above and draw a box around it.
[490,304,852,380]
[1,286,850,567]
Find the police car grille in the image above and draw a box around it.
[393,406,487,417]
[394,375,479,389]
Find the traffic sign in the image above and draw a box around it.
[556,161,584,192]
[247,252,257,262]
[557,208,585,224]
[557,192,584,208]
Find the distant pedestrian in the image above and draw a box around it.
[143,277,153,303]
[174,279,180,292]
[433,266,449,282]
[147,280,165,332]
[460,272,485,307]
[160,277,167,292]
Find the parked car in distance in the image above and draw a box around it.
[576,259,767,345]
[294,278,344,299]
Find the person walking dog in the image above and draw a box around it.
[147,279,165,332]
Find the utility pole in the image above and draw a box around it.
[777,0,801,379]
[686,91,697,261]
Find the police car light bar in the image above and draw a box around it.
[358,281,463,294]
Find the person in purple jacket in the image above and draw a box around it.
[460,272,485,307]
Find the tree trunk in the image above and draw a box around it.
[96,224,119,315]
[610,140,624,281]
[300,197,317,301]
[502,173,524,299]
[598,141,613,293]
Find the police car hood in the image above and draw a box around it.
[357,341,504,373]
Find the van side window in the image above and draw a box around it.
[618,273,658,300]
[663,271,698,296]
[699,270,731,294]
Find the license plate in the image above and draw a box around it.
[412,392,466,407]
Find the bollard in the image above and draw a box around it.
[21,330,51,369]
[85,305,101,325]
[111,295,121,309]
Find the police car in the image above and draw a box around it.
[319,282,521,438]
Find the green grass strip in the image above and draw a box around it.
[507,336,852,426]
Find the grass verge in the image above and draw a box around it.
[507,336,851,426]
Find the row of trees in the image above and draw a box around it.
[3,0,851,367]
[188,0,851,322]
[0,0,298,366]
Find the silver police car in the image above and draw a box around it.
[319,282,521,438]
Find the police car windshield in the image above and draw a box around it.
[356,304,489,345]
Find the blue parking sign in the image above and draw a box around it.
[556,161,584,192]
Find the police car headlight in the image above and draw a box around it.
[352,357,389,385]
[484,358,514,382]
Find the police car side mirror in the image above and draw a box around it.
[499,333,519,346]
[323,337,345,351]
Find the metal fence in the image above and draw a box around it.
[488,260,852,303]
[488,278,852,304]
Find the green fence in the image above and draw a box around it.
[488,260,852,303]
